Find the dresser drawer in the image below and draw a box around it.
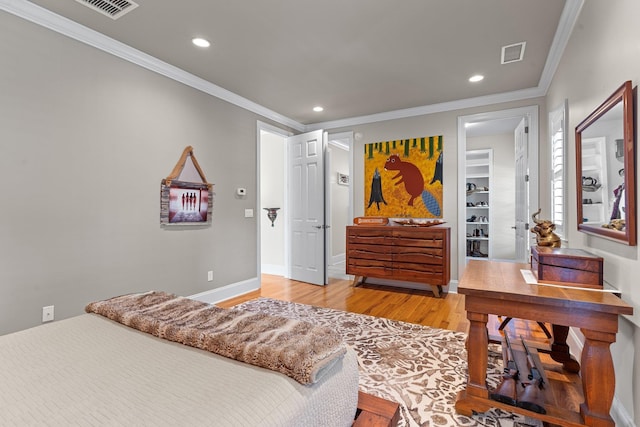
[347,266,394,278]
[392,263,446,285]
[391,246,445,264]
[347,244,394,262]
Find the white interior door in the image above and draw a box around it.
[287,130,326,285]
[514,118,530,263]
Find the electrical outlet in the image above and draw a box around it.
[207,271,213,282]
[42,305,54,322]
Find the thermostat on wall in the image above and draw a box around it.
[237,188,247,196]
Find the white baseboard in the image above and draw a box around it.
[331,253,346,265]
[611,398,636,427]
[189,277,260,305]
[447,280,459,293]
[261,264,286,276]
[566,327,583,356]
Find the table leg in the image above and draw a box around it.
[431,285,441,298]
[549,324,581,373]
[579,329,616,427]
[455,310,491,416]
[464,311,489,398]
[352,276,366,287]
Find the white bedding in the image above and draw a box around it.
[0,313,359,426]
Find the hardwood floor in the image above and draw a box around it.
[217,274,545,340]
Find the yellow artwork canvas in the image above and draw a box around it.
[364,136,443,218]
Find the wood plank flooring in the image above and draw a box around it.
[217,274,544,339]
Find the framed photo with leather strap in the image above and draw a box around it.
[160,146,213,226]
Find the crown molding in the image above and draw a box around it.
[0,0,307,132]
[305,86,544,131]
[537,0,584,94]
[2,0,581,134]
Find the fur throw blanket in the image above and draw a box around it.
[85,291,347,384]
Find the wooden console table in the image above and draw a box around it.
[346,225,450,297]
[455,260,633,427]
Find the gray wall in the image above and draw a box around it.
[0,11,270,335]
[544,0,640,422]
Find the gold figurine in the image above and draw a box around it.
[530,208,561,248]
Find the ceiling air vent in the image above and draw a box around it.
[75,0,139,20]
[501,42,526,64]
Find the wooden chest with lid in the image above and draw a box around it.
[530,246,603,288]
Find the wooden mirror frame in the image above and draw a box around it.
[575,81,636,245]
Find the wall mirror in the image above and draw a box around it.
[575,80,636,245]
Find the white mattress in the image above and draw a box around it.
[0,313,359,426]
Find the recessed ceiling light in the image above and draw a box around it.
[313,106,324,112]
[469,75,484,83]
[192,38,211,48]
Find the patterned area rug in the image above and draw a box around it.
[235,298,542,427]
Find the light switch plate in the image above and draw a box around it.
[244,209,254,218]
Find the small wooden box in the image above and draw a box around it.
[531,246,603,288]
[353,216,389,226]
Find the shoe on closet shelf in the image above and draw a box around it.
[466,215,477,222]
[466,202,475,207]
[470,240,488,257]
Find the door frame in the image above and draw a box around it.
[514,117,530,263]
[256,122,353,284]
[456,106,539,281]
[256,121,293,280]
[326,132,354,281]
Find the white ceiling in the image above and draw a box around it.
[13,0,577,129]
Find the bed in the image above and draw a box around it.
[0,292,360,426]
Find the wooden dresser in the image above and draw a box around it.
[346,225,450,297]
